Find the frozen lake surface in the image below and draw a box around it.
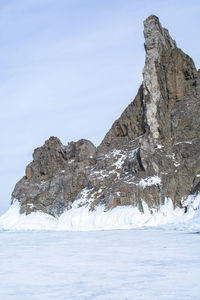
[0,229,199,300]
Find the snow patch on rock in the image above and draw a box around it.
[139,176,161,188]
[112,154,126,169]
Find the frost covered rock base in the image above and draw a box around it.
[5,15,200,228]
[0,195,200,232]
[1,194,200,231]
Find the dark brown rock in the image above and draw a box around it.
[11,15,200,217]
[12,137,96,216]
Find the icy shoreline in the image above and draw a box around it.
[0,195,199,232]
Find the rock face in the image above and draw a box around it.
[12,15,200,217]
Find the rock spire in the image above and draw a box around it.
[12,15,200,217]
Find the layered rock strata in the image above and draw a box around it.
[12,15,200,217]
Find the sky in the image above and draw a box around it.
[0,0,200,215]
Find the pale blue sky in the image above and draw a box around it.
[1,0,200,214]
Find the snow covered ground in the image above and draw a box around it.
[0,196,200,299]
[0,229,199,300]
[0,194,199,298]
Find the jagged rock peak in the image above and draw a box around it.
[143,15,178,140]
[43,136,62,148]
[143,15,198,141]
[99,15,181,147]
[143,15,177,53]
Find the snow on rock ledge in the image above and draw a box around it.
[139,176,161,188]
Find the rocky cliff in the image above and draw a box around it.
[12,15,200,218]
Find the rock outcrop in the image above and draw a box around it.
[12,15,200,217]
